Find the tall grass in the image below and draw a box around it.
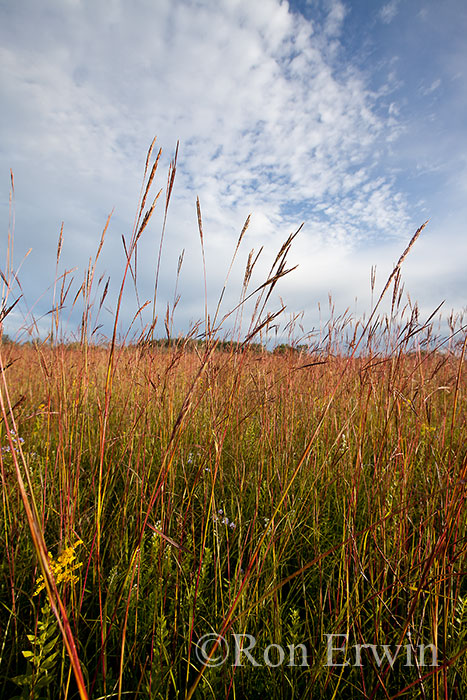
[0,145,466,699]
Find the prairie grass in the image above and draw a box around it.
[0,146,466,699]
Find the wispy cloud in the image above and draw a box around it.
[379,0,401,24]
[419,78,442,96]
[323,0,347,36]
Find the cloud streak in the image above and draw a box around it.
[379,0,401,24]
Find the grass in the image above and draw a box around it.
[0,144,466,699]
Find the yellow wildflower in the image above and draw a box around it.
[33,539,84,596]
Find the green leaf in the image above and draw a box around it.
[42,649,59,669]
[12,674,29,686]
[42,636,60,655]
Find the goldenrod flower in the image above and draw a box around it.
[34,539,84,596]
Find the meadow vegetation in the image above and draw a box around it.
[1,143,466,699]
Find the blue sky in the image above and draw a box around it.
[1,0,466,344]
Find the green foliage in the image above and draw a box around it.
[11,603,60,700]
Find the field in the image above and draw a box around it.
[1,151,466,699]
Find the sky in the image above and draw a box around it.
[1,0,466,346]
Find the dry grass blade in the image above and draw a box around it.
[348,221,429,361]
[249,224,302,332]
[0,296,21,324]
[165,140,179,214]
[380,220,428,303]
[196,196,204,245]
[244,306,286,343]
[144,136,157,178]
[196,197,209,336]
[151,142,179,339]
[95,212,112,262]
[212,214,251,331]
[139,147,162,220]
[51,223,65,340]
[98,277,110,313]
[242,246,263,294]
[217,257,297,333]
[56,222,64,265]
[137,189,162,239]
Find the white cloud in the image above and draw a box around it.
[379,0,401,24]
[1,0,406,233]
[324,0,347,37]
[419,78,442,96]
